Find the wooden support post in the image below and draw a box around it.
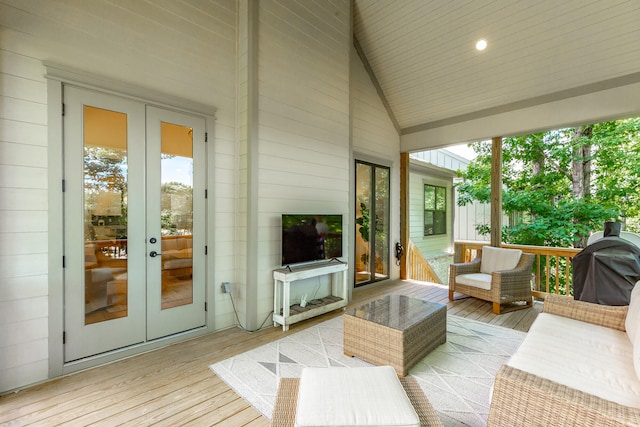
[400,152,409,279]
[491,137,502,247]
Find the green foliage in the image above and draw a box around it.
[160,181,193,235]
[355,202,370,242]
[456,118,640,248]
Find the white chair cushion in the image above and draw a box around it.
[508,312,640,409]
[480,246,523,274]
[295,366,420,427]
[455,273,492,290]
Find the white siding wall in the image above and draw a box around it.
[0,0,238,392]
[0,0,402,392]
[454,198,491,242]
[409,171,453,256]
[410,150,491,243]
[0,50,49,392]
[351,46,402,280]
[255,0,351,317]
[229,0,250,328]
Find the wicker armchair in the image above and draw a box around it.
[487,295,640,426]
[449,246,534,314]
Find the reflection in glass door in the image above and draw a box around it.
[64,87,147,362]
[159,122,194,309]
[146,107,206,340]
[355,161,390,287]
[83,106,130,324]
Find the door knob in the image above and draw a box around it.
[149,251,162,257]
[149,237,157,244]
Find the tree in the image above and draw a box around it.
[456,118,640,248]
[161,181,193,235]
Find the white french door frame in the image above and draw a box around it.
[62,87,208,362]
[145,106,207,340]
[63,86,148,361]
[46,66,217,376]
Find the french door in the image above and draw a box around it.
[63,86,206,362]
[355,160,390,287]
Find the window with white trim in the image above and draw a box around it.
[424,184,446,236]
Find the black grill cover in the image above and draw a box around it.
[572,237,640,305]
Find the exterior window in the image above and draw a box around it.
[424,184,446,236]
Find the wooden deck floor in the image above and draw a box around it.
[0,280,541,426]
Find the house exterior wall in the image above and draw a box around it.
[0,0,401,393]
[0,0,239,392]
[252,0,352,326]
[409,169,453,256]
[351,44,402,280]
[454,191,492,242]
[410,150,491,243]
[411,149,468,172]
[0,48,49,394]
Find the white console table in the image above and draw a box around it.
[273,261,348,331]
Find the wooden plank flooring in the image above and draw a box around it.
[0,280,541,426]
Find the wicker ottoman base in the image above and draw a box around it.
[344,295,446,376]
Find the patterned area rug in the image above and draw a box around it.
[210,314,525,426]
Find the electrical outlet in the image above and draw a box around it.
[222,282,232,293]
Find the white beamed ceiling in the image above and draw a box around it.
[353,0,640,133]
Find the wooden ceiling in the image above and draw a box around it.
[353,0,640,136]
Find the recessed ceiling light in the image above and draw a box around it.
[476,39,487,51]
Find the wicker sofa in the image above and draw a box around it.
[488,288,640,426]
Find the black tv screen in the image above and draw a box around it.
[282,214,343,266]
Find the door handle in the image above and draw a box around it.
[149,251,162,258]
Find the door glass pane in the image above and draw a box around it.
[83,106,129,325]
[355,163,371,285]
[374,167,390,280]
[355,161,390,287]
[160,122,194,309]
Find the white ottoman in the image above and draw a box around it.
[295,366,420,427]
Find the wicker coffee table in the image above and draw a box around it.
[344,295,446,376]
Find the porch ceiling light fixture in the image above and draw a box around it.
[476,39,488,51]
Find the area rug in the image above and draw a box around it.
[210,314,525,426]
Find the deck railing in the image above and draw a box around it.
[406,240,442,284]
[453,241,582,299]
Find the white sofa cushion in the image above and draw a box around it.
[627,281,640,381]
[626,281,640,343]
[455,273,492,290]
[480,246,523,274]
[295,366,420,427]
[508,312,640,409]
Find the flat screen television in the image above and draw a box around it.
[282,214,343,266]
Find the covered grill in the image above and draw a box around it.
[572,223,640,305]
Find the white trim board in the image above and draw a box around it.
[402,80,640,151]
[44,63,217,118]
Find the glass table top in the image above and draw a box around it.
[345,294,446,331]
